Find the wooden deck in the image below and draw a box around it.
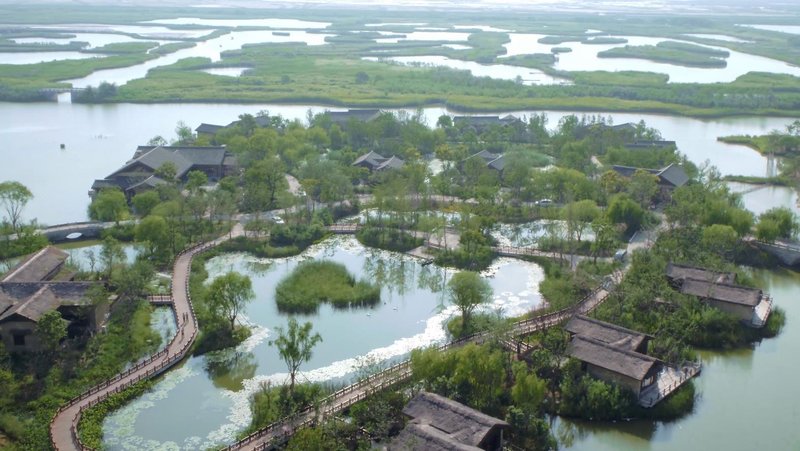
[639,362,702,408]
[49,225,243,451]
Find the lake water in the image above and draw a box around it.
[142,17,331,29]
[18,24,214,39]
[66,29,332,88]
[683,34,753,44]
[555,184,800,450]
[0,51,100,65]
[0,101,790,225]
[200,67,250,77]
[101,236,546,449]
[11,33,172,49]
[500,35,800,83]
[363,55,570,85]
[738,24,800,35]
[375,31,471,44]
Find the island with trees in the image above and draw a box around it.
[0,105,794,450]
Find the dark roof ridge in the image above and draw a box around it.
[572,335,660,363]
[571,314,654,339]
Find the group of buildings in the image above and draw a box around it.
[0,246,105,353]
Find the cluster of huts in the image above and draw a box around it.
[0,246,105,352]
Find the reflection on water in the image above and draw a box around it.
[102,236,545,449]
[558,227,800,451]
[493,220,596,248]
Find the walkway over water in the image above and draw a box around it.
[49,226,243,451]
[224,285,613,451]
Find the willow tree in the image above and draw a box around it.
[270,318,322,394]
[0,181,32,233]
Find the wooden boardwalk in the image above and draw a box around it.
[49,226,243,451]
[224,286,611,451]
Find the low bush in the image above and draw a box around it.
[356,226,423,252]
[275,260,380,313]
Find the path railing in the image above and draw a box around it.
[639,362,702,408]
[224,283,611,450]
[50,237,228,451]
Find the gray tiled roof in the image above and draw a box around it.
[1,246,68,283]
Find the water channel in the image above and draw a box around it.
[547,184,800,450]
[100,236,546,449]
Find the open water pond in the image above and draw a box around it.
[200,67,250,77]
[556,265,800,450]
[501,34,800,83]
[102,236,545,449]
[66,29,332,88]
[11,33,170,48]
[363,55,570,85]
[375,31,471,43]
[738,24,800,35]
[20,24,214,39]
[493,220,595,248]
[683,33,753,43]
[0,51,99,65]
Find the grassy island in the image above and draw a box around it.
[598,41,729,68]
[275,260,381,313]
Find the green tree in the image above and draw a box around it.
[628,169,660,208]
[131,191,160,216]
[0,180,33,232]
[208,272,255,332]
[757,207,798,241]
[36,310,67,354]
[174,120,193,143]
[448,271,492,335]
[607,194,645,232]
[186,170,209,193]
[113,260,154,303]
[100,236,125,279]
[591,216,618,263]
[135,215,170,262]
[702,224,738,258]
[270,318,322,393]
[88,188,128,225]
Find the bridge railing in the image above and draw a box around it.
[225,283,611,450]
[52,236,222,451]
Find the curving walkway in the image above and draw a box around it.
[49,225,243,451]
[225,285,612,451]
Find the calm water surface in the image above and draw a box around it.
[101,236,545,449]
[0,102,789,224]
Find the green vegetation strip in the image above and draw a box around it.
[275,260,381,313]
[78,380,154,449]
[598,41,729,68]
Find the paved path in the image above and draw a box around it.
[49,225,243,451]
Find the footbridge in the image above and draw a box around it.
[49,225,243,451]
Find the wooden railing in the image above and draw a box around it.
[639,362,702,408]
[224,284,611,450]
[51,239,220,451]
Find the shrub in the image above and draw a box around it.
[275,260,380,313]
[356,226,424,252]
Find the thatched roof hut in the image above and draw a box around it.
[390,391,509,451]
